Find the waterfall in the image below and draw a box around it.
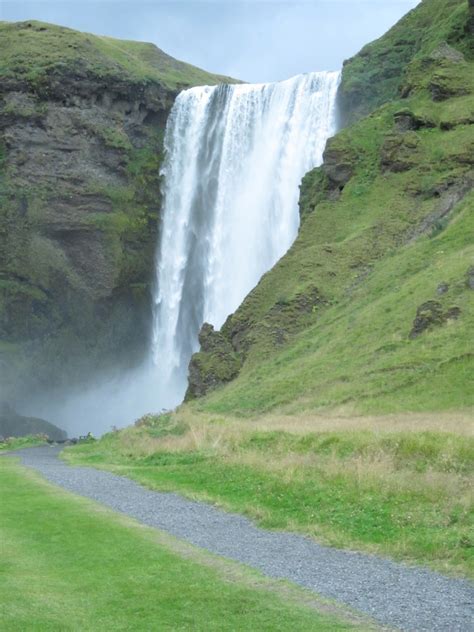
[151,71,340,408]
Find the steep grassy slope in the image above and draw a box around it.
[338,0,474,125]
[188,0,473,417]
[0,21,233,403]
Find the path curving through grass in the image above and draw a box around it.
[12,445,474,632]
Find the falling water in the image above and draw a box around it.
[152,71,340,408]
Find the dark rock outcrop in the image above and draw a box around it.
[437,283,449,295]
[466,266,474,289]
[380,133,420,173]
[186,284,327,398]
[410,301,461,339]
[406,175,474,241]
[393,110,436,132]
[469,0,474,34]
[429,74,470,102]
[321,137,356,195]
[429,42,465,64]
[185,324,242,400]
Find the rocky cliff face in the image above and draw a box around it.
[185,323,242,400]
[0,20,230,402]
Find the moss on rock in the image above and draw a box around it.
[186,324,242,400]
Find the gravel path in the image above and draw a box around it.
[11,446,474,632]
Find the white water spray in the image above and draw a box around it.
[152,71,340,407]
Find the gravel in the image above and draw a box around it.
[11,446,474,632]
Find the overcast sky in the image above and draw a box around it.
[1,1,420,82]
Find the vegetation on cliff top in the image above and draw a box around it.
[0,20,233,89]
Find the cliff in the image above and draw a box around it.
[186,0,473,415]
[0,20,232,401]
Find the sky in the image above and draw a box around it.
[1,1,421,82]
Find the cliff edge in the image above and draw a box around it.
[0,20,233,401]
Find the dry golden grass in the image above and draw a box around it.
[113,407,474,472]
[246,409,474,436]
[149,406,474,455]
[233,449,472,502]
[115,407,474,505]
[148,407,471,504]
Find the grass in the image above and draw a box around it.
[200,188,474,415]
[0,20,234,90]
[0,435,46,451]
[338,0,471,124]
[0,457,363,631]
[66,410,474,580]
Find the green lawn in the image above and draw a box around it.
[0,457,361,631]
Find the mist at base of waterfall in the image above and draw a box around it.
[17,363,180,438]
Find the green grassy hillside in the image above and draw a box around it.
[338,0,474,124]
[0,20,232,89]
[188,0,474,418]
